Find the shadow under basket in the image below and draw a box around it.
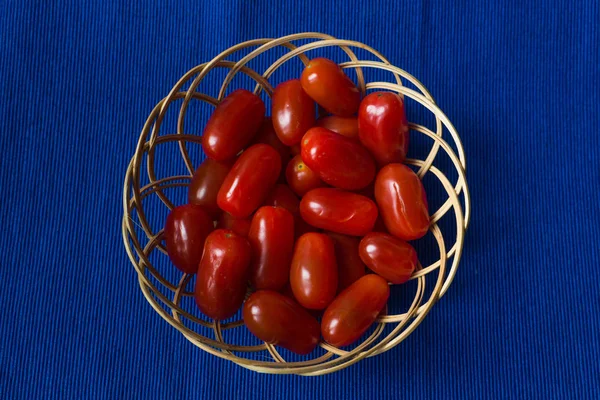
[122,32,471,376]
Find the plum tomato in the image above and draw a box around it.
[359,232,417,284]
[285,154,325,197]
[290,233,338,310]
[243,290,320,355]
[202,89,265,161]
[300,58,361,117]
[248,206,295,290]
[164,204,214,274]
[321,274,390,347]
[374,164,429,240]
[315,115,359,139]
[299,188,378,236]
[194,229,251,320]
[358,91,409,166]
[326,232,366,292]
[188,158,232,217]
[217,144,281,218]
[271,79,316,145]
[301,127,376,190]
[217,212,251,237]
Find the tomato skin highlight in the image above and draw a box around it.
[285,154,325,197]
[217,144,281,218]
[188,158,232,218]
[216,212,251,237]
[374,164,429,241]
[194,229,251,320]
[290,233,338,310]
[247,206,295,290]
[359,232,417,284]
[300,188,378,236]
[164,204,214,274]
[316,115,359,139]
[321,274,390,347]
[301,127,376,190]
[300,58,361,117]
[271,79,316,146]
[202,89,265,161]
[358,91,409,166]
[243,290,321,355]
[326,232,366,291]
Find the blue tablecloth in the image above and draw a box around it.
[1,1,599,398]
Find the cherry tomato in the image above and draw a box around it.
[300,188,378,236]
[217,144,281,218]
[300,58,360,117]
[263,184,299,216]
[358,92,409,166]
[290,233,338,310]
[375,164,429,240]
[188,158,232,217]
[252,117,291,173]
[248,206,295,290]
[243,290,320,355]
[316,116,359,139]
[164,204,214,274]
[216,212,251,237]
[202,89,265,161]
[194,229,251,320]
[359,232,417,284]
[279,283,323,319]
[285,154,325,197]
[301,127,376,190]
[321,274,389,347]
[272,79,316,145]
[326,232,366,291]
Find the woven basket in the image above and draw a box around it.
[122,32,471,375]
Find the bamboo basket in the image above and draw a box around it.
[122,33,471,375]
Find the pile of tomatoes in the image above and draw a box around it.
[164,58,429,355]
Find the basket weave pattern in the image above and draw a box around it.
[122,33,471,375]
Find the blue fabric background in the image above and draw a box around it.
[1,1,599,398]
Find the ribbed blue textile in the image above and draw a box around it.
[1,1,598,398]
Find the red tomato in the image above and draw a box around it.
[252,117,292,171]
[300,58,360,117]
[216,212,251,237]
[300,188,378,236]
[248,206,295,290]
[194,229,251,320]
[263,184,299,216]
[321,274,389,347]
[290,233,338,310]
[188,158,232,217]
[315,116,359,139]
[359,232,417,284]
[243,290,320,355]
[375,164,429,240]
[217,144,281,218]
[326,232,366,291]
[272,79,316,145]
[285,154,325,197]
[301,127,376,190]
[202,89,265,161]
[358,92,409,166]
[164,204,214,274]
